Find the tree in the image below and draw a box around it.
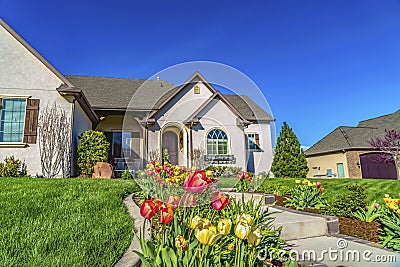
[77,130,110,177]
[370,129,400,166]
[38,102,71,178]
[271,122,308,178]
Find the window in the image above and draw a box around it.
[112,132,140,158]
[207,129,228,155]
[0,99,27,142]
[247,133,260,151]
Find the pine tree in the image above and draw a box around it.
[271,122,309,178]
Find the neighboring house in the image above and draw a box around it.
[306,110,400,180]
[0,19,275,176]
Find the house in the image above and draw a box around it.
[0,18,275,177]
[305,110,400,180]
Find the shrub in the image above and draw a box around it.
[322,184,367,218]
[205,165,227,178]
[121,170,133,180]
[0,156,28,177]
[77,130,110,177]
[285,179,326,210]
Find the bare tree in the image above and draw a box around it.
[38,103,71,177]
[370,129,400,166]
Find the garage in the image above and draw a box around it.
[360,153,398,180]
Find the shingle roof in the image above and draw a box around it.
[358,109,400,129]
[66,75,177,110]
[305,126,381,156]
[65,75,274,122]
[222,95,274,122]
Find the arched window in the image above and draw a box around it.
[207,129,228,155]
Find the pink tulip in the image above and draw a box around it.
[183,170,213,193]
[374,202,379,209]
[316,182,321,188]
[212,192,229,211]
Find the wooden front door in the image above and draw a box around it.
[162,131,179,165]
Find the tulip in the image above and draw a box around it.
[175,235,186,249]
[374,202,379,209]
[236,214,253,225]
[195,224,222,246]
[248,227,262,246]
[212,192,229,211]
[160,206,174,224]
[206,170,213,177]
[183,170,213,193]
[217,218,232,235]
[234,221,251,240]
[295,179,301,184]
[228,243,235,251]
[319,187,325,193]
[140,198,161,219]
[190,215,202,229]
[316,182,321,188]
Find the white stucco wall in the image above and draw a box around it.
[244,123,273,173]
[0,24,92,176]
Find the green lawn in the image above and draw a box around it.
[257,177,400,204]
[0,178,140,267]
[216,177,238,188]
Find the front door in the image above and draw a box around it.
[162,131,178,165]
[337,163,345,178]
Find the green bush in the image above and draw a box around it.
[121,170,133,180]
[285,179,326,210]
[322,184,367,218]
[77,130,110,177]
[205,165,227,177]
[0,156,28,177]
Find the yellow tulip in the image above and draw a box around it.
[302,179,309,185]
[190,216,202,229]
[236,214,253,225]
[206,170,213,177]
[195,226,222,246]
[295,179,301,184]
[217,218,232,235]
[234,221,251,240]
[228,243,235,251]
[397,209,400,215]
[175,235,186,249]
[248,227,262,246]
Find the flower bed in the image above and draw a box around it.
[133,161,299,266]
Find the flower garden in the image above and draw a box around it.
[133,161,298,267]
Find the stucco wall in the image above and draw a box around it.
[0,24,72,176]
[306,153,349,178]
[245,123,273,174]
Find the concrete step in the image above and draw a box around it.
[225,192,338,241]
[287,235,400,267]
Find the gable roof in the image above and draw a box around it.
[0,18,98,123]
[305,126,380,156]
[358,109,400,129]
[223,95,274,122]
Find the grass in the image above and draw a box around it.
[257,177,400,204]
[0,178,140,267]
[215,177,238,188]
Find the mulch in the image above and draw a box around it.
[273,194,381,243]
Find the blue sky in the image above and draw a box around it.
[2,0,400,146]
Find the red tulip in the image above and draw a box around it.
[155,166,162,173]
[140,198,161,219]
[319,187,325,193]
[212,192,229,211]
[183,170,213,193]
[160,206,174,224]
[316,182,321,188]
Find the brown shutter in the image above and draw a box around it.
[255,133,260,146]
[23,99,40,144]
[0,98,2,108]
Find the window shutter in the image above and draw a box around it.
[0,98,2,108]
[255,133,260,146]
[23,98,40,144]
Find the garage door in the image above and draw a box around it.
[360,153,398,180]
